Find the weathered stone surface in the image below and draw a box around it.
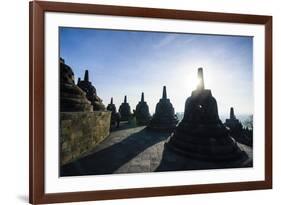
[60,58,93,112]
[167,68,250,163]
[60,111,111,165]
[61,125,252,176]
[135,92,151,125]
[119,95,132,121]
[77,70,105,111]
[148,86,178,131]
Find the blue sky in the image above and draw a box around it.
[60,27,253,116]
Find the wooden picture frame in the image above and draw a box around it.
[29,1,272,204]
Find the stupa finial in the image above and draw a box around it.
[60,57,65,64]
[110,97,113,104]
[77,77,81,84]
[162,86,167,99]
[141,92,144,102]
[230,107,236,119]
[197,67,205,90]
[124,95,127,103]
[84,70,89,81]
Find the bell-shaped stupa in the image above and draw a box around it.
[107,97,121,127]
[77,70,105,111]
[135,92,151,125]
[60,58,93,112]
[225,107,243,131]
[224,107,253,147]
[119,95,132,121]
[148,86,178,131]
[167,68,248,162]
[107,97,117,114]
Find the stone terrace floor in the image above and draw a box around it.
[61,122,253,176]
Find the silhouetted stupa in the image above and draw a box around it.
[148,86,178,131]
[107,97,117,114]
[107,97,121,127]
[77,70,105,111]
[135,92,151,125]
[167,68,249,162]
[225,107,253,147]
[119,95,132,121]
[60,58,92,112]
[225,107,243,131]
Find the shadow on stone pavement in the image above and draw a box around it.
[61,128,170,176]
[110,121,136,132]
[155,144,252,172]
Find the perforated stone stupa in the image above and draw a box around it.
[225,107,253,147]
[167,68,249,162]
[60,58,92,112]
[60,58,111,166]
[148,86,178,131]
[119,95,132,121]
[107,97,117,114]
[225,107,243,131]
[107,97,121,127]
[77,70,105,111]
[135,92,151,125]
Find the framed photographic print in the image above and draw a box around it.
[29,1,272,204]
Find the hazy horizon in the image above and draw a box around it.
[59,27,253,116]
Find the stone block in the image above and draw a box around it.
[60,111,111,165]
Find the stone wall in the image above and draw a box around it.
[60,111,111,165]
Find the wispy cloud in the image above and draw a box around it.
[60,28,253,115]
[153,35,178,49]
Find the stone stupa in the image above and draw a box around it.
[119,95,132,121]
[77,70,105,111]
[225,107,243,131]
[60,58,111,166]
[107,97,121,127]
[135,92,151,125]
[107,97,117,114]
[167,68,249,162]
[60,58,93,112]
[225,107,253,147]
[148,86,178,131]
